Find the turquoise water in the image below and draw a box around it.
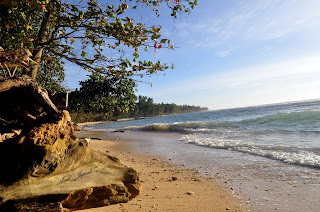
[86,99,320,169]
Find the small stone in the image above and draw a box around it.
[172,176,177,181]
[186,191,194,195]
[226,207,231,210]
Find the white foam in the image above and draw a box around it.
[83,127,107,132]
[181,134,320,168]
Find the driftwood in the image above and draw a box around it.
[0,47,37,77]
[49,91,69,109]
[0,75,59,114]
[0,111,141,211]
[0,75,59,131]
[0,71,141,211]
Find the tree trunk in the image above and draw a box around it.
[30,48,43,79]
[28,10,51,79]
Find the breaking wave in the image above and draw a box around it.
[131,110,320,133]
[180,134,320,168]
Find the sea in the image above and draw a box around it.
[83,99,320,212]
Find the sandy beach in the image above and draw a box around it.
[80,137,246,212]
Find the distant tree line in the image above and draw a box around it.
[131,95,208,117]
[68,74,208,123]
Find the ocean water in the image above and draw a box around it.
[86,99,320,169]
[84,99,320,211]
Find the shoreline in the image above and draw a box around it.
[80,136,246,212]
[76,121,111,127]
[75,110,210,128]
[76,118,135,127]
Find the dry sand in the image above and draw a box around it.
[80,138,246,212]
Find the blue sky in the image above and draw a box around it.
[64,0,320,110]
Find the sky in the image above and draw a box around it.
[64,0,320,110]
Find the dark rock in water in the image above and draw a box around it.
[112,129,125,133]
[0,111,141,211]
[134,117,145,120]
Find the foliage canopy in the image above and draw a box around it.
[0,0,197,82]
[69,73,136,119]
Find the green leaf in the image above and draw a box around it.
[160,39,167,43]
[81,51,88,57]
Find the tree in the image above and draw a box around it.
[0,0,197,130]
[0,0,197,82]
[36,50,66,92]
[0,1,199,208]
[69,73,136,120]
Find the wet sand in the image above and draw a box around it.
[80,138,246,212]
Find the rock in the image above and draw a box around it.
[0,111,141,211]
[152,186,159,190]
[171,176,178,181]
[186,191,194,195]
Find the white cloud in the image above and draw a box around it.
[213,56,320,88]
[215,48,234,58]
[197,55,320,92]
[147,55,320,109]
[177,0,320,50]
